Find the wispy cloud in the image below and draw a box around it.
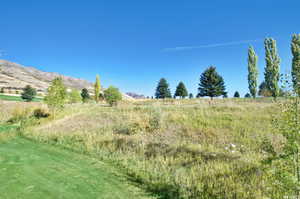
[0,50,7,57]
[162,39,262,52]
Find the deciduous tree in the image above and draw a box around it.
[264,38,280,99]
[94,75,101,103]
[247,46,259,98]
[291,34,300,95]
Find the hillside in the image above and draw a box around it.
[0,60,133,100]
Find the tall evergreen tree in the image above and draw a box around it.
[94,74,101,103]
[174,81,188,98]
[247,46,259,98]
[258,81,272,97]
[21,85,37,102]
[155,78,172,99]
[189,93,193,99]
[291,34,300,95]
[264,38,280,99]
[234,91,240,98]
[197,66,226,99]
[244,93,251,98]
[81,88,90,103]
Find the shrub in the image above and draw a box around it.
[104,86,122,106]
[68,89,82,103]
[33,108,50,119]
[7,106,32,123]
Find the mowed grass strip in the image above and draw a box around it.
[0,94,42,102]
[0,137,156,199]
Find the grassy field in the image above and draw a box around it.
[16,98,282,198]
[0,129,156,199]
[0,94,42,102]
[0,98,290,198]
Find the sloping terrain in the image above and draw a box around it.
[0,60,93,92]
[0,60,133,100]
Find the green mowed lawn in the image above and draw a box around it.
[0,137,155,199]
[0,94,42,102]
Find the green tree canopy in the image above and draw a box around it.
[94,74,101,103]
[264,38,280,99]
[155,78,172,99]
[197,66,226,99]
[104,86,122,106]
[247,46,259,98]
[81,88,90,103]
[244,93,251,98]
[234,91,240,98]
[174,81,188,98]
[68,89,82,103]
[21,85,37,102]
[44,77,67,109]
[189,93,193,99]
[291,34,300,95]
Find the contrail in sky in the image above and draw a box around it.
[162,39,262,52]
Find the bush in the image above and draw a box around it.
[7,107,32,123]
[68,89,82,103]
[104,86,122,106]
[33,108,50,119]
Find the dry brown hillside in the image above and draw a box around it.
[0,60,133,100]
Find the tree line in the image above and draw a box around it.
[155,34,300,99]
[20,75,122,107]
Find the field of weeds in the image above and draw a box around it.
[18,98,285,198]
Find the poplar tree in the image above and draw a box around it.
[264,38,280,99]
[94,74,101,103]
[291,34,300,95]
[247,46,258,98]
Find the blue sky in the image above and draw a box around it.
[0,0,300,97]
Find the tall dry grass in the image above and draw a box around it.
[23,98,282,198]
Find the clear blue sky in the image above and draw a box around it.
[1,0,300,97]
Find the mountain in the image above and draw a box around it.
[126,92,146,99]
[0,60,133,100]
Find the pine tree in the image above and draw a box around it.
[189,93,193,99]
[155,78,171,99]
[174,81,188,98]
[244,93,251,98]
[264,38,280,99]
[291,34,300,95]
[44,77,67,109]
[94,74,101,103]
[21,85,37,102]
[258,81,272,97]
[234,91,240,98]
[247,46,258,98]
[197,66,226,99]
[81,88,90,103]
